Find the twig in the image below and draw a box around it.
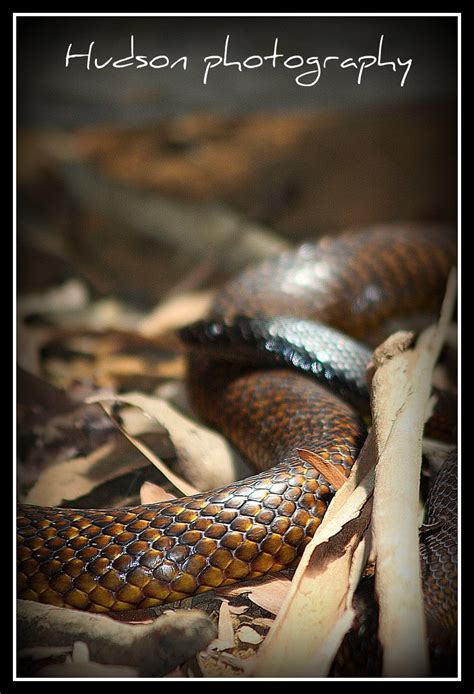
[17,600,216,677]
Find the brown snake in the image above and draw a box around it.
[17,224,457,671]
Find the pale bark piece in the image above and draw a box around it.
[17,600,216,677]
[71,640,89,664]
[207,600,235,651]
[252,498,373,678]
[370,270,457,677]
[249,419,378,677]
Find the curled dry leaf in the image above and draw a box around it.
[87,392,252,492]
[98,400,200,497]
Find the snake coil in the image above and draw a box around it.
[17,223,457,675]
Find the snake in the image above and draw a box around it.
[17,223,457,673]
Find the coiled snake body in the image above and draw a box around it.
[17,224,457,671]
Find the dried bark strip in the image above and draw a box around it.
[251,469,375,678]
[370,270,457,677]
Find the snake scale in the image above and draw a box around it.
[17,223,457,673]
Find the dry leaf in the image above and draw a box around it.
[87,392,252,491]
[207,600,235,651]
[140,480,176,504]
[228,605,249,615]
[22,441,145,506]
[218,574,291,616]
[18,279,89,318]
[236,626,263,645]
[98,400,199,497]
[138,290,214,337]
[297,448,348,490]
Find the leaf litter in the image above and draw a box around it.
[17,115,457,679]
